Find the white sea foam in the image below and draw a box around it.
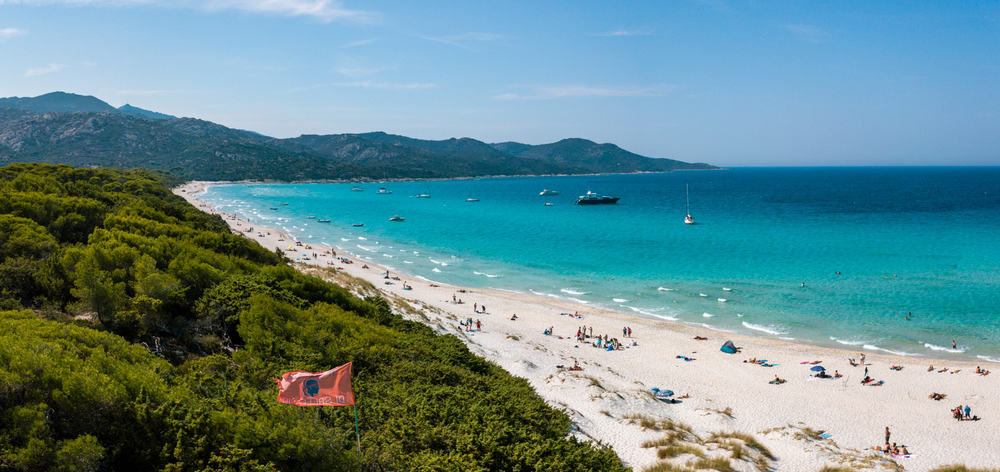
[779,337,796,341]
[357,236,367,240]
[382,254,394,258]
[976,355,1000,363]
[736,313,743,317]
[717,298,727,303]
[474,271,500,278]
[356,245,375,252]
[699,293,708,297]
[493,288,526,295]
[742,322,787,336]
[612,298,628,303]
[561,288,588,295]
[428,258,449,266]
[567,298,590,304]
[923,342,966,354]
[529,289,561,299]
[340,238,350,242]
[432,268,442,273]
[702,312,714,318]
[722,287,732,291]
[862,344,914,357]
[403,260,413,264]
[829,336,866,346]
[623,305,666,318]
[657,287,674,292]
[414,275,442,284]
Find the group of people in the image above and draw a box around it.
[473,302,487,314]
[571,325,632,351]
[876,427,910,456]
[460,318,482,332]
[952,405,974,421]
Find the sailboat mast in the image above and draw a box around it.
[686,184,690,215]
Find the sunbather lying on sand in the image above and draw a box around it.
[929,392,947,401]
[769,376,787,385]
[693,336,708,340]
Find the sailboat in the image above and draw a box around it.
[684,184,695,225]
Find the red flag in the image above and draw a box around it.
[276,362,355,407]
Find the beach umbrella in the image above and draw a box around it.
[810,365,826,372]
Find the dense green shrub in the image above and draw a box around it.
[0,164,624,471]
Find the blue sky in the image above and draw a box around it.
[1,0,998,165]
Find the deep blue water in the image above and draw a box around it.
[201,168,1000,362]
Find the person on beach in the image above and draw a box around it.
[481,305,486,313]
[452,294,457,303]
[885,426,890,444]
[627,326,632,337]
[964,405,971,420]
[476,319,481,331]
[474,303,477,312]
[952,340,957,349]
[510,314,517,321]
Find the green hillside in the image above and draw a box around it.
[0,163,625,472]
[0,92,716,181]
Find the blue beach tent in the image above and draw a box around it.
[720,340,737,354]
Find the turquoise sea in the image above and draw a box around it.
[200,168,1000,362]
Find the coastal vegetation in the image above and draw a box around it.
[0,163,625,471]
[0,92,715,181]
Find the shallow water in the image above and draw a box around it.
[201,167,1000,362]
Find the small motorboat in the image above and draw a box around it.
[376,187,391,194]
[415,194,431,198]
[279,202,289,205]
[317,219,331,223]
[352,223,364,227]
[465,198,480,202]
[269,207,278,210]
[544,202,553,206]
[305,216,316,219]
[539,189,559,196]
[389,215,405,222]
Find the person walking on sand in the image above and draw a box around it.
[476,319,481,331]
[628,326,632,337]
[884,426,890,445]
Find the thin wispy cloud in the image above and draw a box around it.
[342,38,376,48]
[118,89,183,96]
[494,84,671,100]
[335,65,392,78]
[595,29,653,37]
[783,24,829,43]
[0,27,26,40]
[287,81,435,93]
[418,32,502,50]
[0,0,376,23]
[24,63,65,77]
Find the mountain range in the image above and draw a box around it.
[0,92,716,181]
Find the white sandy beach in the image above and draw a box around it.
[177,181,999,471]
